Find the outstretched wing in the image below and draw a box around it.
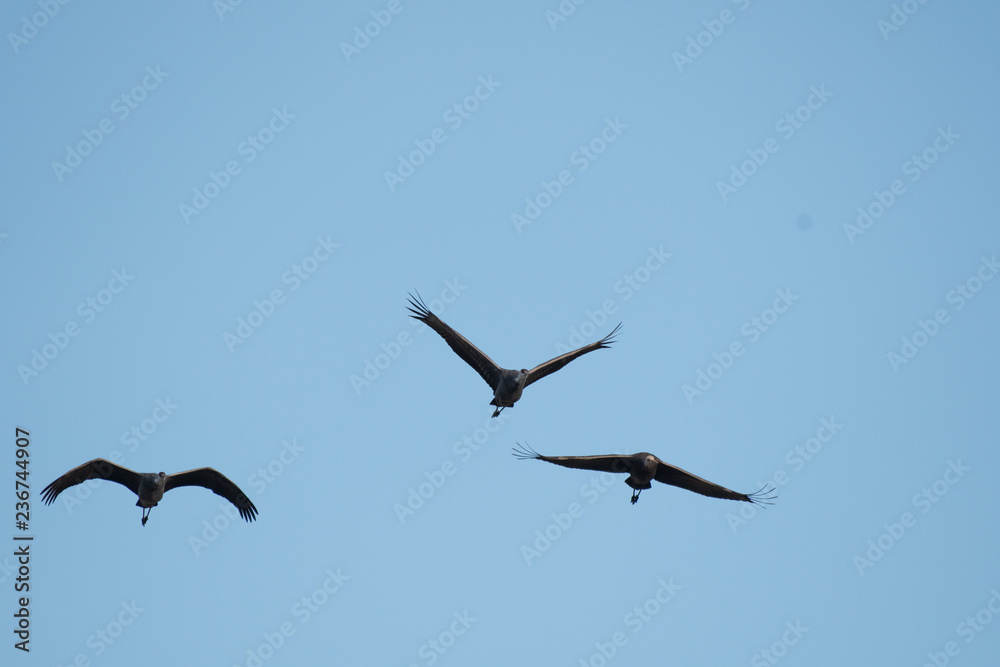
[512,443,632,474]
[653,458,776,506]
[524,323,620,388]
[41,459,143,504]
[165,468,258,522]
[407,292,503,390]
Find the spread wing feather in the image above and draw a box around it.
[653,459,775,505]
[41,459,142,504]
[524,323,620,388]
[166,468,258,522]
[512,443,632,474]
[407,292,503,389]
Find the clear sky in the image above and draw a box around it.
[3,1,999,665]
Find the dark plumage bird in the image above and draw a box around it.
[41,459,258,526]
[407,292,620,417]
[513,444,775,506]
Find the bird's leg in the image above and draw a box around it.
[630,489,641,505]
[141,508,150,526]
[492,406,504,418]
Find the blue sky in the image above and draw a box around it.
[3,1,999,665]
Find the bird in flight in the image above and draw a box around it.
[407,292,620,417]
[513,444,775,506]
[41,459,258,526]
